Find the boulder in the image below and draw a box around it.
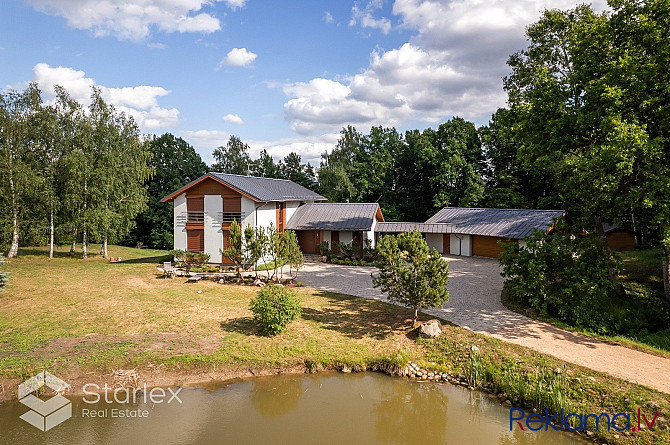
[419,319,442,338]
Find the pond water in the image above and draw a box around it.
[0,373,588,445]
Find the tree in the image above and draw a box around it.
[372,231,450,324]
[128,134,207,249]
[504,1,670,298]
[250,149,280,178]
[246,226,267,279]
[222,220,253,277]
[0,85,42,257]
[211,135,251,174]
[283,230,304,279]
[0,253,8,291]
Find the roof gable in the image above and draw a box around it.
[161,173,326,203]
[425,207,565,239]
[286,203,383,231]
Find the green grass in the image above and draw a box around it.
[0,245,669,444]
[256,259,286,271]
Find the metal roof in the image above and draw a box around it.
[424,207,565,239]
[286,203,381,231]
[375,222,453,234]
[210,173,326,202]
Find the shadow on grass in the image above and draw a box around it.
[17,248,94,259]
[300,290,416,340]
[119,255,172,264]
[219,317,262,336]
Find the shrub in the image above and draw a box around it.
[170,250,211,269]
[499,224,620,334]
[249,284,302,336]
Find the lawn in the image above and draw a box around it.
[0,245,668,444]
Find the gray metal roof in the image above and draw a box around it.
[286,203,381,231]
[424,207,565,239]
[210,173,326,202]
[375,222,453,234]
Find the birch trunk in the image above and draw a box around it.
[49,208,54,259]
[100,236,108,258]
[7,174,19,258]
[82,228,88,259]
[70,227,77,255]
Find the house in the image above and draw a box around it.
[161,172,566,262]
[376,207,565,258]
[160,173,326,263]
[603,224,636,251]
[285,202,384,253]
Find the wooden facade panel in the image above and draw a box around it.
[297,230,322,253]
[187,197,204,211]
[187,229,204,252]
[187,177,241,197]
[607,231,635,251]
[472,235,508,258]
[443,234,450,254]
[223,197,241,213]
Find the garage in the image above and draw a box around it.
[472,235,508,258]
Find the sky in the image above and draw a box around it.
[0,0,607,166]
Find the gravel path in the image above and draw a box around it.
[294,257,670,394]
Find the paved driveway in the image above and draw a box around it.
[295,257,670,394]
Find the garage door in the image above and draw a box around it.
[472,236,508,258]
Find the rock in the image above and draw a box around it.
[553,367,563,375]
[586,431,594,437]
[253,279,265,288]
[646,401,660,410]
[525,307,540,316]
[624,398,631,403]
[470,345,480,352]
[503,400,512,407]
[197,290,203,294]
[322,256,327,262]
[419,319,442,338]
[341,365,352,373]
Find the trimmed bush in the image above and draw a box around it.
[249,284,302,336]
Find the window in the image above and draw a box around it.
[187,197,204,223]
[223,197,242,223]
[187,229,204,252]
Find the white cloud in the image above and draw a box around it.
[324,11,334,24]
[222,113,244,125]
[349,0,392,34]
[30,63,179,131]
[247,133,340,166]
[223,0,247,9]
[26,0,243,41]
[218,47,258,68]
[283,0,610,135]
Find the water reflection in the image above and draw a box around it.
[251,377,303,417]
[374,383,449,443]
[0,373,588,445]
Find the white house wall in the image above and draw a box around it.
[241,196,256,230]
[285,201,299,226]
[256,202,276,229]
[173,194,187,251]
[339,231,353,245]
[204,195,223,263]
[449,234,472,256]
[426,233,442,253]
[365,216,378,248]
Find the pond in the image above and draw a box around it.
[0,373,588,444]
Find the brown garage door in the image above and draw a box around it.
[297,231,322,253]
[472,236,508,258]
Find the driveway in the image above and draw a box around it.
[295,257,670,394]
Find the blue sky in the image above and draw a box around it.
[0,0,605,165]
